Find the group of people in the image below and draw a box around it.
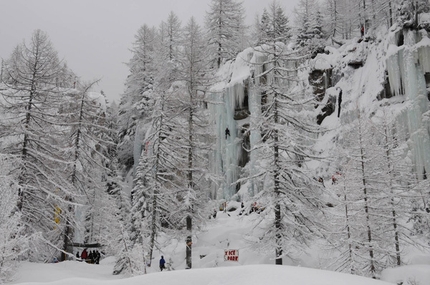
[76,248,101,264]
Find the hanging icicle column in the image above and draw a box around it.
[386,27,430,180]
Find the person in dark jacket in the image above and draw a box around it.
[88,251,94,263]
[159,256,166,271]
[225,127,230,139]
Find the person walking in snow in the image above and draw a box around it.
[160,256,166,271]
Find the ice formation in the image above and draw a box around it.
[208,48,266,199]
[386,27,430,180]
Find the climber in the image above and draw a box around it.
[225,127,230,139]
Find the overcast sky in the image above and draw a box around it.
[0,0,299,104]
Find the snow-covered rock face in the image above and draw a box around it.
[209,23,430,200]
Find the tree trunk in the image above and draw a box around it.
[273,91,282,265]
[186,216,192,269]
[186,92,194,269]
[384,126,401,266]
[389,0,393,27]
[358,119,375,278]
[61,196,73,261]
[148,186,158,266]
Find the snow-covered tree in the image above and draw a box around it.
[249,37,325,265]
[321,0,359,39]
[397,0,429,29]
[176,17,213,269]
[0,30,75,260]
[60,82,114,255]
[162,11,182,62]
[327,109,420,277]
[117,24,156,174]
[205,0,246,68]
[256,1,291,45]
[0,156,29,283]
[129,18,213,271]
[295,0,325,54]
[122,15,182,271]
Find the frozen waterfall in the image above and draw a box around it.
[386,28,430,180]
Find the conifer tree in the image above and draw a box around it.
[295,0,325,55]
[0,30,75,259]
[176,16,213,269]
[253,2,291,46]
[118,24,156,174]
[205,0,246,68]
[62,82,113,253]
[326,107,428,276]
[374,109,430,266]
[250,30,325,265]
[163,11,182,62]
[0,155,29,282]
[128,25,182,267]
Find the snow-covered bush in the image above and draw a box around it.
[0,156,29,282]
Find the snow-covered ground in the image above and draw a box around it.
[9,259,392,285]
[8,204,430,285]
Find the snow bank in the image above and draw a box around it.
[381,264,430,285]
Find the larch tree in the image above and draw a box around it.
[326,105,427,276]
[321,0,354,40]
[0,30,75,260]
[326,157,362,275]
[0,155,29,283]
[128,97,175,270]
[175,16,213,269]
[100,101,131,258]
[61,82,114,257]
[130,16,213,270]
[322,0,342,38]
[126,13,184,271]
[373,109,430,267]
[205,0,246,68]
[117,24,156,175]
[164,11,182,62]
[250,27,325,265]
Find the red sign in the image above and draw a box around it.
[224,249,239,261]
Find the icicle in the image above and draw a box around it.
[402,30,430,180]
[386,45,404,96]
[415,37,430,74]
[228,82,245,112]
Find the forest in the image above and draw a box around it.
[0,0,430,282]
